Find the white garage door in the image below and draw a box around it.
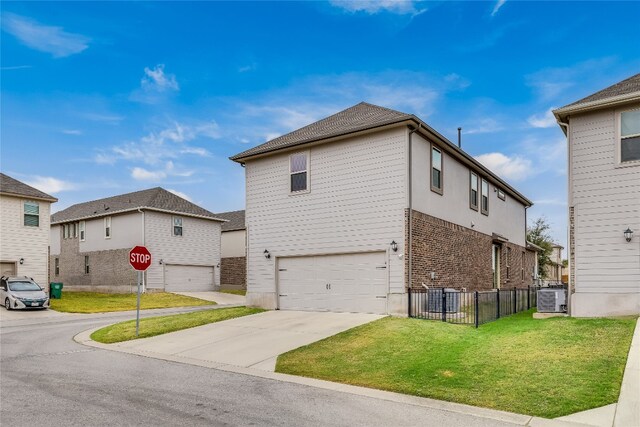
[278,252,388,314]
[164,265,214,292]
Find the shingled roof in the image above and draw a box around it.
[230,102,413,161]
[0,173,57,202]
[51,187,224,224]
[216,210,245,231]
[556,73,640,111]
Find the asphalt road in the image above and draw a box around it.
[1,308,519,427]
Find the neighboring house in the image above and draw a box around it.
[231,102,537,315]
[0,173,57,286]
[554,73,640,317]
[49,187,225,293]
[543,244,563,285]
[217,209,246,290]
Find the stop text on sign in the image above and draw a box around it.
[129,245,152,271]
[130,253,151,264]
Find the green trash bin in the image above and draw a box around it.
[50,282,63,299]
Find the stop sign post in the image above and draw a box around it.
[129,246,152,336]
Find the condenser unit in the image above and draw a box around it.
[537,288,567,313]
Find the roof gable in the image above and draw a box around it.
[557,73,640,111]
[51,187,223,224]
[0,173,57,202]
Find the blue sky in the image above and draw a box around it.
[2,1,639,252]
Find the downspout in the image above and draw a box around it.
[138,208,146,292]
[557,119,571,316]
[407,123,421,316]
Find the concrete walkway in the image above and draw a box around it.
[90,310,383,371]
[172,291,245,305]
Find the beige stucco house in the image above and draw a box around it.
[0,173,57,286]
[554,73,640,317]
[50,187,225,293]
[231,102,537,316]
[217,210,246,290]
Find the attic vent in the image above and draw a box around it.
[104,206,110,210]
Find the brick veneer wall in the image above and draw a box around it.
[406,209,536,291]
[220,256,246,289]
[50,229,137,293]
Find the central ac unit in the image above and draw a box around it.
[537,288,567,313]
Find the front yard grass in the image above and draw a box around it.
[276,310,636,418]
[91,306,264,343]
[50,292,215,313]
[219,289,246,296]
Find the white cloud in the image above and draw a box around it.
[130,161,193,182]
[1,13,89,58]
[527,107,557,128]
[329,0,426,15]
[141,64,179,92]
[82,112,124,124]
[475,152,533,181]
[491,0,507,17]
[238,64,256,73]
[62,129,82,135]
[166,189,192,202]
[1,65,32,70]
[465,118,503,134]
[26,176,77,194]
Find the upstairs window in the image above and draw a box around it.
[290,152,308,193]
[481,178,489,215]
[431,145,443,194]
[63,224,69,239]
[469,172,478,210]
[621,109,640,163]
[173,216,183,236]
[24,201,39,227]
[79,221,86,241]
[104,216,112,239]
[72,222,77,238]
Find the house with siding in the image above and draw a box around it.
[231,102,537,315]
[50,187,225,293]
[553,73,640,317]
[217,210,247,290]
[0,173,57,286]
[543,244,564,285]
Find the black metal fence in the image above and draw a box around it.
[408,286,540,327]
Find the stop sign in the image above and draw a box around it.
[129,246,152,271]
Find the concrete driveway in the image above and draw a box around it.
[171,291,245,305]
[111,310,384,371]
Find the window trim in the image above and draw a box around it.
[430,144,443,195]
[469,171,479,211]
[84,255,90,275]
[79,221,86,242]
[289,150,310,195]
[23,201,40,228]
[481,177,489,216]
[104,216,112,239]
[617,107,640,167]
[172,216,183,237]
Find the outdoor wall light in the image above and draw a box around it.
[264,249,271,259]
[624,227,633,243]
[159,259,164,265]
[19,258,24,265]
[390,240,398,252]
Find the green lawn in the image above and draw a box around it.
[219,289,246,296]
[276,310,636,418]
[50,292,215,313]
[91,306,264,343]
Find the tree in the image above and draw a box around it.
[526,217,555,279]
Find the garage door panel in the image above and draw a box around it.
[278,252,387,314]
[165,265,214,292]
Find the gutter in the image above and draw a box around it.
[407,123,421,313]
[557,118,572,317]
[138,208,146,292]
[51,206,229,225]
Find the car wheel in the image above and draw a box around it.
[4,298,11,310]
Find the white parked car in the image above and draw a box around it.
[1,276,50,310]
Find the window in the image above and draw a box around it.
[71,222,77,238]
[497,189,506,201]
[104,216,111,239]
[24,201,39,227]
[79,221,85,241]
[173,216,183,236]
[55,258,59,276]
[506,247,511,279]
[290,152,308,192]
[84,256,90,274]
[63,224,70,239]
[481,178,489,215]
[469,172,478,210]
[521,252,525,281]
[621,109,640,163]
[431,145,443,194]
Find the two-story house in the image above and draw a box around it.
[231,102,536,315]
[50,187,226,293]
[543,244,564,285]
[554,73,640,317]
[0,173,57,285]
